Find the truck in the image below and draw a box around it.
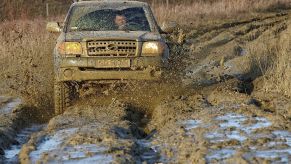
[47,0,175,114]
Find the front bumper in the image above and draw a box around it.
[56,57,164,82]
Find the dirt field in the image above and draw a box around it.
[0,9,291,164]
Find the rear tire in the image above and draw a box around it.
[54,82,77,115]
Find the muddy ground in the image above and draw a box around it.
[0,10,291,163]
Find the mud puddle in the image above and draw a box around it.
[28,129,158,163]
[4,124,44,163]
[132,139,160,163]
[0,97,21,114]
[181,113,291,163]
[29,128,113,163]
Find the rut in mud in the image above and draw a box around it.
[4,125,44,163]
[0,96,46,163]
[0,10,291,163]
[116,105,159,163]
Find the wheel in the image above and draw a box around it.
[54,82,78,115]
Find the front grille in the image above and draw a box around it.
[87,41,137,57]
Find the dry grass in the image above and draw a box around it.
[151,0,291,25]
[245,18,291,98]
[262,22,291,97]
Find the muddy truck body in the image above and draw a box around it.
[47,0,172,114]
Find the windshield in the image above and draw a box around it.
[66,6,151,32]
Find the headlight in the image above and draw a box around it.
[58,42,82,55]
[142,41,166,56]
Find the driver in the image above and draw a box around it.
[114,13,127,30]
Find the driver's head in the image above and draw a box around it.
[114,14,126,27]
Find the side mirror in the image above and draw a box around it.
[46,22,62,33]
[160,21,177,34]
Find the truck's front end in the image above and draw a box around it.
[55,1,169,82]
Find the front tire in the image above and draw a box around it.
[54,82,77,115]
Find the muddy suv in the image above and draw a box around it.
[47,0,173,114]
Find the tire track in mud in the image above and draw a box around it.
[188,12,288,44]
[189,13,288,55]
[183,12,290,86]
[188,13,288,53]
[114,105,160,163]
[16,96,168,163]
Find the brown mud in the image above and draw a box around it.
[0,10,291,163]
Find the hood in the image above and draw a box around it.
[64,31,161,42]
